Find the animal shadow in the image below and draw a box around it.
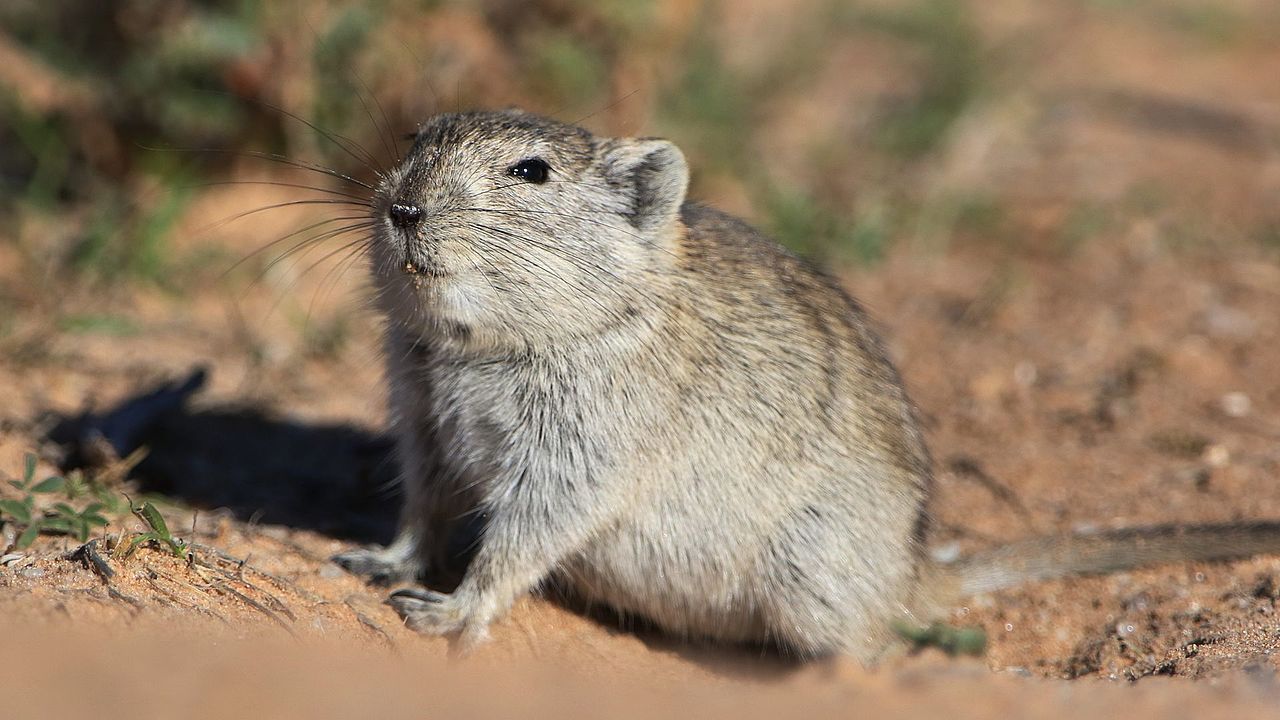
[46,367,399,545]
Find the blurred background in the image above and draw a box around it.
[4,0,1279,289]
[3,0,1280,681]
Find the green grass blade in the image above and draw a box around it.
[137,502,172,537]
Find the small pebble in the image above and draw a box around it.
[929,542,962,564]
[318,562,345,579]
[1207,305,1256,339]
[1221,392,1251,418]
[1204,444,1230,468]
[1013,361,1037,387]
[19,566,45,579]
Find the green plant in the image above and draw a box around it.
[527,31,608,112]
[1057,201,1115,251]
[658,9,752,177]
[58,313,141,336]
[851,0,983,159]
[68,180,195,288]
[310,4,380,168]
[765,188,891,264]
[1257,221,1280,255]
[126,500,189,560]
[893,620,988,657]
[1,454,109,549]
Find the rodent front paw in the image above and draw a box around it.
[386,588,467,636]
[333,547,418,585]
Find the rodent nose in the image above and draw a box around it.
[389,202,424,228]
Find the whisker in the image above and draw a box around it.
[139,145,375,191]
[571,88,642,127]
[470,180,531,199]
[195,198,372,239]
[248,225,374,293]
[392,33,442,114]
[472,219,627,286]
[473,177,616,198]
[302,240,375,326]
[449,245,525,337]
[467,223,623,320]
[460,192,684,263]
[223,215,374,279]
[189,179,371,203]
[189,88,384,178]
[259,222,376,278]
[352,72,401,169]
[260,233,374,319]
[460,206,645,243]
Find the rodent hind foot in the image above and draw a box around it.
[387,587,494,655]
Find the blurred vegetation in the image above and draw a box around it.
[0,0,1277,297]
[0,0,994,280]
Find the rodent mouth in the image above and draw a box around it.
[401,260,449,279]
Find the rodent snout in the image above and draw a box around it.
[389,202,424,229]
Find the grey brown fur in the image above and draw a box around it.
[333,109,1280,661]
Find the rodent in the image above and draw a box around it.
[332,108,1280,661]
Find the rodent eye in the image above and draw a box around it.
[508,158,551,184]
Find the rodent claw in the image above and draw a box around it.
[387,587,446,604]
[331,548,415,585]
[386,588,466,636]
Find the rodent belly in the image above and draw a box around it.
[556,521,769,643]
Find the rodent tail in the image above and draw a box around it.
[941,521,1280,596]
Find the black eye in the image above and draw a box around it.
[508,158,551,184]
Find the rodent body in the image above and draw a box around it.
[333,109,1280,660]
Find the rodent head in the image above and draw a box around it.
[371,109,688,354]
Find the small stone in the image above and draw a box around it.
[19,566,45,579]
[318,562,345,579]
[1203,444,1230,468]
[1207,305,1256,339]
[929,542,962,563]
[1221,392,1251,418]
[1013,361,1037,387]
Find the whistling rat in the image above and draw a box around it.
[334,109,1280,660]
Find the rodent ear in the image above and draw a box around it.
[602,139,689,233]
